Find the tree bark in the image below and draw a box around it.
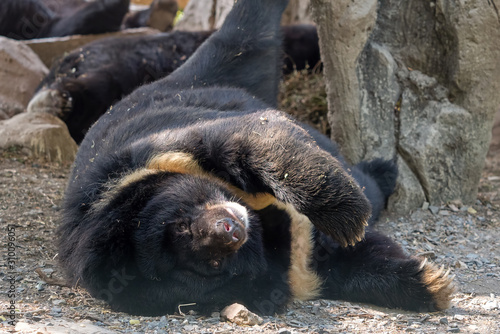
[311,0,500,212]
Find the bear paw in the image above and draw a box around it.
[419,258,456,311]
[27,89,73,119]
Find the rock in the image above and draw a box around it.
[220,303,263,326]
[388,156,426,214]
[467,207,477,215]
[23,28,158,68]
[0,112,77,163]
[52,299,66,306]
[429,206,440,215]
[0,37,48,120]
[483,300,499,310]
[311,0,500,213]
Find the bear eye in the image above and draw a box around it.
[209,260,220,269]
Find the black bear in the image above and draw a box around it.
[28,25,320,143]
[57,0,454,316]
[0,0,129,40]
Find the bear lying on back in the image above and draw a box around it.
[57,0,454,316]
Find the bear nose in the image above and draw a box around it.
[215,218,242,243]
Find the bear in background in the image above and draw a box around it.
[57,0,454,316]
[0,0,129,40]
[28,24,320,142]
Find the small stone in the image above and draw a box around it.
[129,319,140,325]
[221,303,263,326]
[448,204,459,212]
[421,202,430,210]
[439,317,449,325]
[453,314,465,321]
[23,209,43,216]
[483,300,499,310]
[455,261,468,269]
[52,299,66,306]
[467,207,477,214]
[278,330,292,334]
[429,206,440,214]
[36,282,45,291]
[183,324,198,331]
[158,316,168,327]
[447,327,460,333]
[41,268,54,276]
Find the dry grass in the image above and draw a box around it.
[278,69,330,137]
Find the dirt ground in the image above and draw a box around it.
[1,73,500,333]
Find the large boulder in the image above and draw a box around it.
[312,0,500,212]
[0,37,48,120]
[0,112,77,163]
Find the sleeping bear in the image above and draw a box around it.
[0,0,129,40]
[57,0,454,316]
[29,24,320,143]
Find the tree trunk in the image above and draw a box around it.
[311,0,500,212]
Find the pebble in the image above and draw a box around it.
[158,316,168,327]
[183,324,199,331]
[278,330,292,334]
[447,327,460,333]
[439,317,448,325]
[483,300,499,310]
[429,206,440,215]
[52,299,66,306]
[23,209,43,216]
[220,303,263,326]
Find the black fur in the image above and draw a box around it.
[281,24,321,74]
[0,0,129,40]
[30,25,320,142]
[58,0,452,316]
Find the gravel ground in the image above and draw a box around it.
[0,146,499,334]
